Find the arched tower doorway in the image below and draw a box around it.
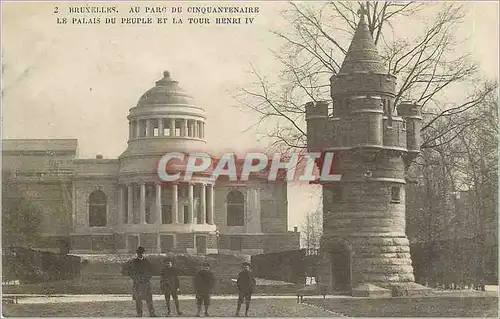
[329,241,352,293]
[318,238,352,294]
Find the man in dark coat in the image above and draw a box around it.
[235,262,256,317]
[193,262,215,317]
[123,246,156,317]
[160,258,183,316]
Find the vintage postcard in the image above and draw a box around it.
[1,1,498,317]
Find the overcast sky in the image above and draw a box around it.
[2,1,498,231]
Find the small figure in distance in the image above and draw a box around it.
[160,257,183,316]
[193,262,215,317]
[123,246,156,317]
[235,262,256,317]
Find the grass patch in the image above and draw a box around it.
[305,296,498,317]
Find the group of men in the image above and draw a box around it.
[122,246,256,317]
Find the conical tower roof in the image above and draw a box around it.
[339,13,386,74]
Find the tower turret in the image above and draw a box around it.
[305,101,329,152]
[397,101,423,156]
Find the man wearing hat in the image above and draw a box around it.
[193,262,215,317]
[160,258,183,316]
[235,262,256,317]
[123,246,156,317]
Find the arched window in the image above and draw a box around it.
[227,189,244,226]
[89,190,107,227]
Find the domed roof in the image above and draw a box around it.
[137,71,196,107]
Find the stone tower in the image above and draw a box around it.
[305,14,423,293]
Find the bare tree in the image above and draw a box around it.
[301,207,323,251]
[2,172,43,248]
[406,90,498,285]
[236,2,497,151]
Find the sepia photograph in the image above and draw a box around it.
[1,1,498,317]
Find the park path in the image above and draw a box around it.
[4,294,351,304]
[3,298,346,317]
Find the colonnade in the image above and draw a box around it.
[129,118,205,139]
[118,182,214,225]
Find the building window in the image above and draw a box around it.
[184,205,189,224]
[402,119,407,131]
[391,186,401,203]
[180,186,188,198]
[145,206,152,224]
[160,235,174,253]
[162,205,172,224]
[230,236,243,251]
[89,190,107,226]
[227,189,245,226]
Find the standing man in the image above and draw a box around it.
[235,262,256,317]
[123,246,156,317]
[160,258,183,316]
[193,262,215,317]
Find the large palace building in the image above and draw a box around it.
[3,71,300,255]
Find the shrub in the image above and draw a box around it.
[120,254,207,277]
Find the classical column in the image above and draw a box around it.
[201,122,205,139]
[182,119,188,137]
[140,183,146,224]
[72,186,77,231]
[129,121,133,140]
[207,184,214,224]
[136,119,141,138]
[172,183,179,223]
[170,118,176,137]
[119,186,126,225]
[188,183,194,223]
[146,119,152,137]
[155,183,162,225]
[194,121,199,138]
[158,118,164,136]
[200,183,206,224]
[127,184,133,224]
[83,190,89,227]
[179,205,185,224]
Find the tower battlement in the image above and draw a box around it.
[305,101,329,119]
[331,73,396,97]
[305,101,329,152]
[397,102,423,118]
[397,102,423,153]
